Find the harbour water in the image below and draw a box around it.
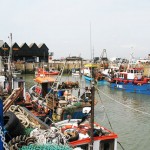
[23,74,150,150]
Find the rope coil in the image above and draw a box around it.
[9,105,41,128]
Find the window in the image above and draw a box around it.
[131,70,133,73]
[100,139,115,150]
[127,70,130,73]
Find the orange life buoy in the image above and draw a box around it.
[35,86,41,95]
[61,124,78,132]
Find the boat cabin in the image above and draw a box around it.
[81,63,97,76]
[33,76,55,97]
[0,75,25,99]
[115,68,144,80]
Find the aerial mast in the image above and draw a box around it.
[8,33,13,94]
[90,22,93,61]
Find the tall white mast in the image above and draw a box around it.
[90,22,92,61]
[8,33,12,73]
[8,33,13,93]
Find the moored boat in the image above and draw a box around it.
[81,63,108,85]
[26,73,96,123]
[55,117,118,149]
[72,68,80,76]
[35,67,59,77]
[109,67,150,95]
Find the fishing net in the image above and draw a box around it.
[19,143,73,150]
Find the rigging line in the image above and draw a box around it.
[97,88,150,117]
[95,87,114,132]
[117,141,125,150]
[96,87,125,150]
[97,106,106,122]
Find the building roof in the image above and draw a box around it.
[12,42,20,50]
[29,43,35,48]
[20,43,28,48]
[38,43,44,48]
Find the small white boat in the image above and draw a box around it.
[72,68,80,76]
[72,71,80,76]
[12,70,22,75]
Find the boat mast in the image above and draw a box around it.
[89,22,95,150]
[8,33,13,94]
[90,22,93,61]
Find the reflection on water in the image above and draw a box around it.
[22,74,150,150]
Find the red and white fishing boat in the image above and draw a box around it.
[35,68,59,77]
[109,67,150,95]
[55,108,118,150]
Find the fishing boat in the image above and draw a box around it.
[81,63,97,77]
[81,63,108,85]
[35,67,59,77]
[109,67,150,95]
[12,70,22,76]
[3,105,118,150]
[26,71,96,123]
[72,68,80,76]
[0,34,25,99]
[55,108,118,150]
[81,63,97,82]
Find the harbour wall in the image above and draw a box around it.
[15,61,150,77]
[15,60,89,74]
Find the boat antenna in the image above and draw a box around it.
[90,22,93,61]
[128,51,134,69]
[8,33,13,94]
[92,46,94,62]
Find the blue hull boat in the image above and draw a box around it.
[110,82,150,95]
[83,75,108,85]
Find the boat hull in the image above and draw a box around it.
[110,82,150,95]
[83,75,108,85]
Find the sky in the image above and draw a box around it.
[0,0,150,59]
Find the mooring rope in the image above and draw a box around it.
[96,87,150,117]
[96,88,114,131]
[96,87,126,150]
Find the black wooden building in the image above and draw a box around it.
[0,41,49,62]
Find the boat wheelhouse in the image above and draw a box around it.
[81,63,97,77]
[115,67,144,80]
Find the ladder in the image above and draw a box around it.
[47,60,67,95]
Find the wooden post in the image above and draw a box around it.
[0,99,4,150]
[90,84,95,150]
